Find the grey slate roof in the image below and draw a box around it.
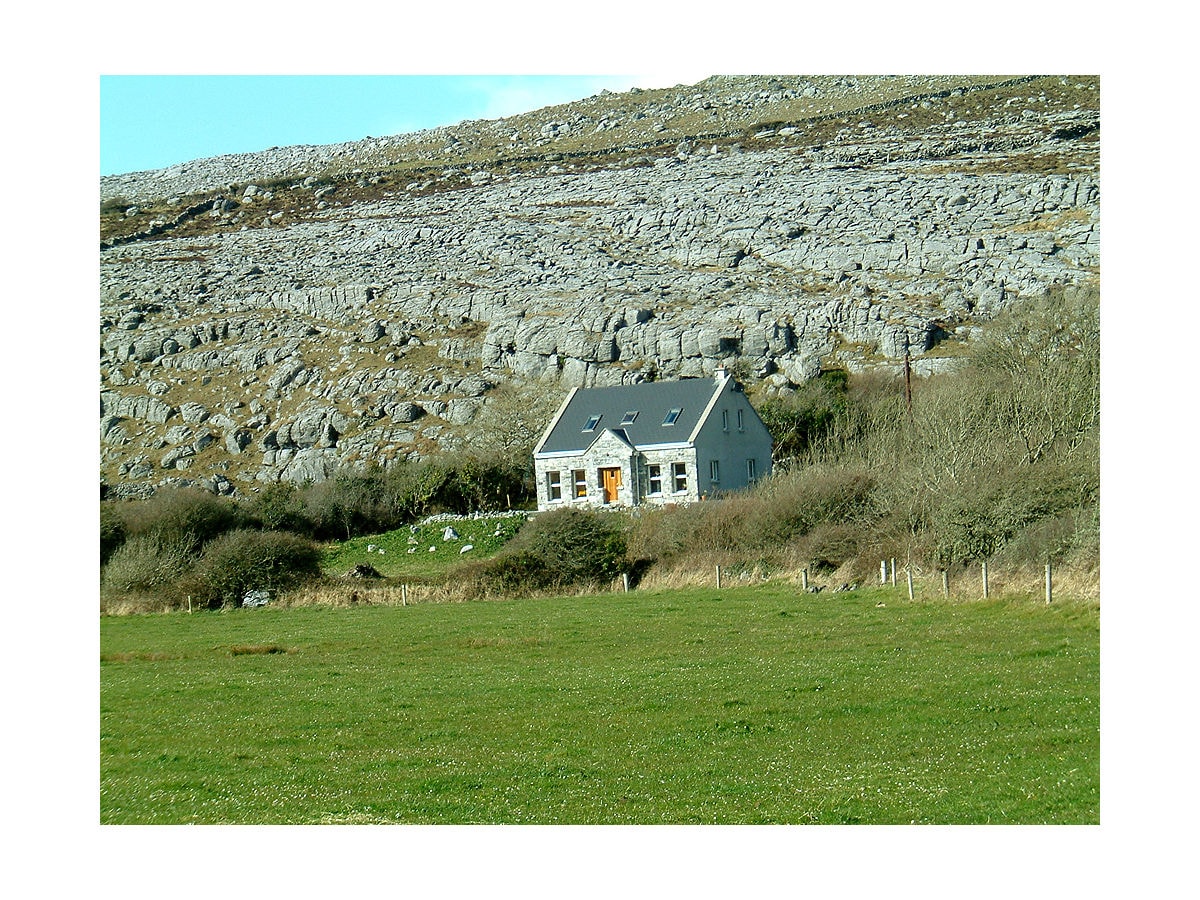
[537,378,718,454]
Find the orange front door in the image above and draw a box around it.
[600,467,622,503]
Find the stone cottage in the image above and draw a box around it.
[532,366,773,510]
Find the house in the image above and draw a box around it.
[532,366,773,510]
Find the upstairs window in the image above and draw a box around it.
[582,414,601,432]
[620,410,639,426]
[737,408,745,432]
[663,408,682,426]
[722,409,729,432]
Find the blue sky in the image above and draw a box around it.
[99,75,703,176]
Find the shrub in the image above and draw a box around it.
[101,532,196,596]
[480,508,627,591]
[749,467,879,544]
[754,370,847,463]
[300,473,388,540]
[244,482,310,533]
[119,488,243,554]
[930,460,1096,566]
[100,502,127,566]
[190,530,323,609]
[471,550,548,593]
[991,503,1100,570]
[796,522,864,573]
[625,505,701,564]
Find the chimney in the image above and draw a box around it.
[714,362,729,385]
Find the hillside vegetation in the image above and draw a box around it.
[100,286,1098,613]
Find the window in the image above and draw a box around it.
[620,410,639,426]
[582,415,601,432]
[547,470,562,501]
[672,462,688,493]
[710,460,720,482]
[737,408,745,432]
[573,469,587,498]
[663,408,682,426]
[648,464,663,495]
[747,458,757,483]
[721,409,729,432]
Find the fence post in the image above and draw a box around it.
[906,568,914,601]
[880,560,887,585]
[802,568,809,591]
[623,573,630,593]
[982,561,989,599]
[402,584,408,606]
[942,570,949,599]
[1045,562,1053,605]
[890,558,897,586]
[716,565,722,590]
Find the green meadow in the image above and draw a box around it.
[320,514,526,581]
[100,584,1098,824]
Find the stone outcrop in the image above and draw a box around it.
[99,75,1100,497]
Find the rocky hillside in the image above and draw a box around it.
[99,74,1100,499]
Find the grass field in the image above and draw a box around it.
[100,583,1098,824]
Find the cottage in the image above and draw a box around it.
[532,366,773,510]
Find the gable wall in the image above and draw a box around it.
[691,381,773,496]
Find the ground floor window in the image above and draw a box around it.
[573,469,587,498]
[709,459,720,483]
[747,458,757,483]
[648,464,663,495]
[547,470,562,501]
[672,462,688,493]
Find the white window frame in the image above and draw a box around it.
[672,462,688,493]
[747,458,757,483]
[721,409,729,432]
[547,469,563,501]
[573,469,588,499]
[737,408,745,432]
[647,464,663,496]
[710,459,720,483]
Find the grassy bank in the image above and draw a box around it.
[101,583,1098,824]
[320,513,527,581]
